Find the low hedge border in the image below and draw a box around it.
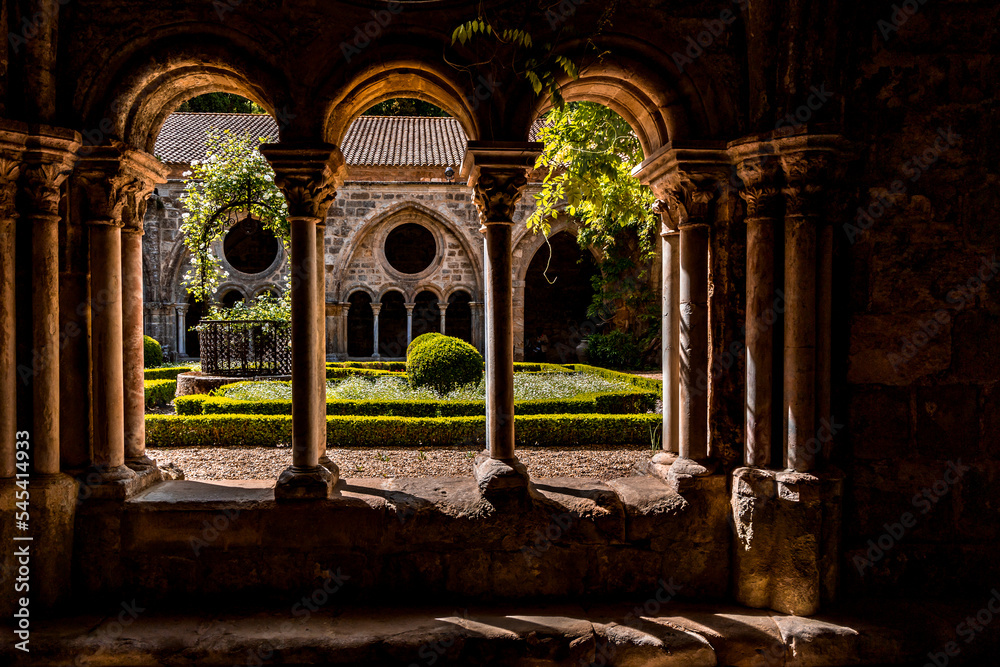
[566,364,662,393]
[145,413,661,448]
[328,361,408,372]
[326,367,407,380]
[177,387,657,417]
[144,379,177,407]
[144,366,193,381]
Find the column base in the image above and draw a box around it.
[78,464,164,502]
[731,467,844,616]
[473,452,530,502]
[274,465,333,501]
[1,474,78,615]
[665,456,717,493]
[634,450,679,479]
[126,455,157,470]
[318,454,341,486]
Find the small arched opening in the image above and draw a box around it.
[378,291,408,358]
[347,291,374,358]
[446,291,473,344]
[412,291,441,338]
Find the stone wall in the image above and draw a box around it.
[841,1,1000,597]
[141,166,568,360]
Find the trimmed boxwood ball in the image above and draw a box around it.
[143,335,163,367]
[407,334,484,394]
[406,331,444,357]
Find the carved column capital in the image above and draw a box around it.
[633,143,730,230]
[259,143,347,220]
[773,134,852,220]
[20,126,81,218]
[464,141,541,227]
[732,152,783,220]
[0,158,22,221]
[74,146,167,230]
[370,303,382,316]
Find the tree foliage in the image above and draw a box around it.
[363,98,449,117]
[203,291,291,324]
[528,102,660,355]
[179,129,288,303]
[177,93,266,114]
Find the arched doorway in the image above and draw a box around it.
[185,294,205,358]
[446,291,472,344]
[347,291,374,357]
[524,232,598,363]
[378,291,407,358]
[412,291,440,338]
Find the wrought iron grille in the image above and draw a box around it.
[198,320,291,377]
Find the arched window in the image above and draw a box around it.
[412,290,440,337]
[378,291,407,358]
[446,291,473,344]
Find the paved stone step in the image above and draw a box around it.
[6,599,992,666]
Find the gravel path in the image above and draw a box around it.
[147,444,654,481]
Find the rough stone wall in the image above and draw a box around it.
[842,1,1000,597]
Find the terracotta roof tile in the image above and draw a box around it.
[153,112,468,167]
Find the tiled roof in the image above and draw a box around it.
[153,113,468,167]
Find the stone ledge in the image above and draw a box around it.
[79,475,729,601]
[3,599,985,666]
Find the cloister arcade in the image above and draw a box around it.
[4,2,985,661]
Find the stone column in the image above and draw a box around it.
[512,279,526,361]
[470,301,484,353]
[780,152,824,473]
[438,301,448,336]
[466,142,540,499]
[405,302,415,346]
[261,143,346,500]
[654,200,680,455]
[338,302,350,359]
[315,223,328,463]
[732,147,782,467]
[0,154,21,480]
[371,303,382,359]
[175,304,188,356]
[634,144,728,479]
[22,132,80,475]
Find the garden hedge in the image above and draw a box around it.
[144,366,193,381]
[144,379,176,407]
[326,367,406,380]
[143,335,164,367]
[328,361,408,371]
[407,334,484,394]
[145,413,661,448]
[174,389,657,417]
[566,364,662,393]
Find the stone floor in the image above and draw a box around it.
[4,597,993,666]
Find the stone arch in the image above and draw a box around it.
[344,284,378,302]
[410,284,444,303]
[254,285,280,298]
[346,290,375,358]
[75,30,288,154]
[318,42,480,145]
[513,216,600,283]
[377,286,407,303]
[445,289,474,345]
[508,37,739,153]
[377,290,408,358]
[411,289,441,338]
[333,201,483,291]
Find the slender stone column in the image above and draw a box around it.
[654,200,680,455]
[405,302,415,346]
[122,223,150,467]
[175,304,188,356]
[371,303,382,359]
[679,220,710,461]
[0,156,21,479]
[816,218,833,462]
[734,151,782,467]
[470,301,484,353]
[338,302,350,359]
[780,151,827,473]
[634,144,728,473]
[261,143,346,499]
[438,301,448,336]
[22,134,80,475]
[316,223,328,462]
[466,142,540,498]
